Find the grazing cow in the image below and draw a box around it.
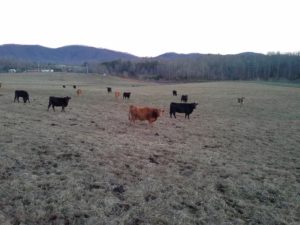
[181,95,188,102]
[170,102,198,119]
[129,105,164,124]
[173,90,177,96]
[76,89,82,96]
[107,87,112,93]
[123,92,131,99]
[48,96,71,112]
[62,85,66,88]
[73,85,77,89]
[14,90,30,103]
[237,97,245,105]
[115,91,120,98]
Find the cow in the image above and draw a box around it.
[181,95,188,102]
[237,97,245,105]
[14,90,30,103]
[76,89,82,96]
[62,85,66,88]
[107,87,112,93]
[172,90,177,96]
[73,85,77,89]
[48,96,71,112]
[129,105,164,124]
[115,91,120,98]
[0,82,2,88]
[123,92,131,99]
[170,102,198,119]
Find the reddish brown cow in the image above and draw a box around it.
[115,91,120,98]
[129,105,164,124]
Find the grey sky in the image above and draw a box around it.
[1,0,299,56]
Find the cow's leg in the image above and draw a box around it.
[149,118,157,124]
[52,106,55,111]
[47,103,51,111]
[62,106,65,112]
[14,96,17,102]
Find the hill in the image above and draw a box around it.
[0,44,138,64]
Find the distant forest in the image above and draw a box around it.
[95,52,300,81]
[1,52,300,81]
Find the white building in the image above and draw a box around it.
[8,69,16,73]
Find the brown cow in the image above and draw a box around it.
[115,91,120,98]
[129,105,164,124]
[76,89,82,96]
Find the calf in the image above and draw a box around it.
[76,89,82,96]
[129,105,164,124]
[62,85,66,88]
[170,102,198,119]
[172,90,177,96]
[14,90,30,103]
[181,95,188,102]
[123,92,131,99]
[48,96,71,112]
[73,85,77,89]
[107,87,112,93]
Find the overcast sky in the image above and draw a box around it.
[1,0,299,57]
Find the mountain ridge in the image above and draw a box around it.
[0,44,264,64]
[0,44,138,64]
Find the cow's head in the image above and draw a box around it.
[193,103,198,109]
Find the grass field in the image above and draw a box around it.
[0,73,299,225]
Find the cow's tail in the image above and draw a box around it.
[128,105,133,121]
[128,111,131,121]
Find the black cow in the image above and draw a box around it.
[170,102,198,119]
[123,92,131,99]
[48,96,71,112]
[237,97,245,105]
[14,90,30,103]
[181,95,188,102]
[107,87,112,93]
[173,90,177,96]
[62,85,66,88]
[73,85,77,89]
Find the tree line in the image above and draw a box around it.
[1,52,300,81]
[90,52,300,81]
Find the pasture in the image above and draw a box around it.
[0,73,299,225]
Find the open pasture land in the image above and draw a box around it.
[0,73,299,225]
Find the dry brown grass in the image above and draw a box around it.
[0,73,299,225]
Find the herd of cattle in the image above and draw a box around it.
[9,85,245,125]
[11,85,200,125]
